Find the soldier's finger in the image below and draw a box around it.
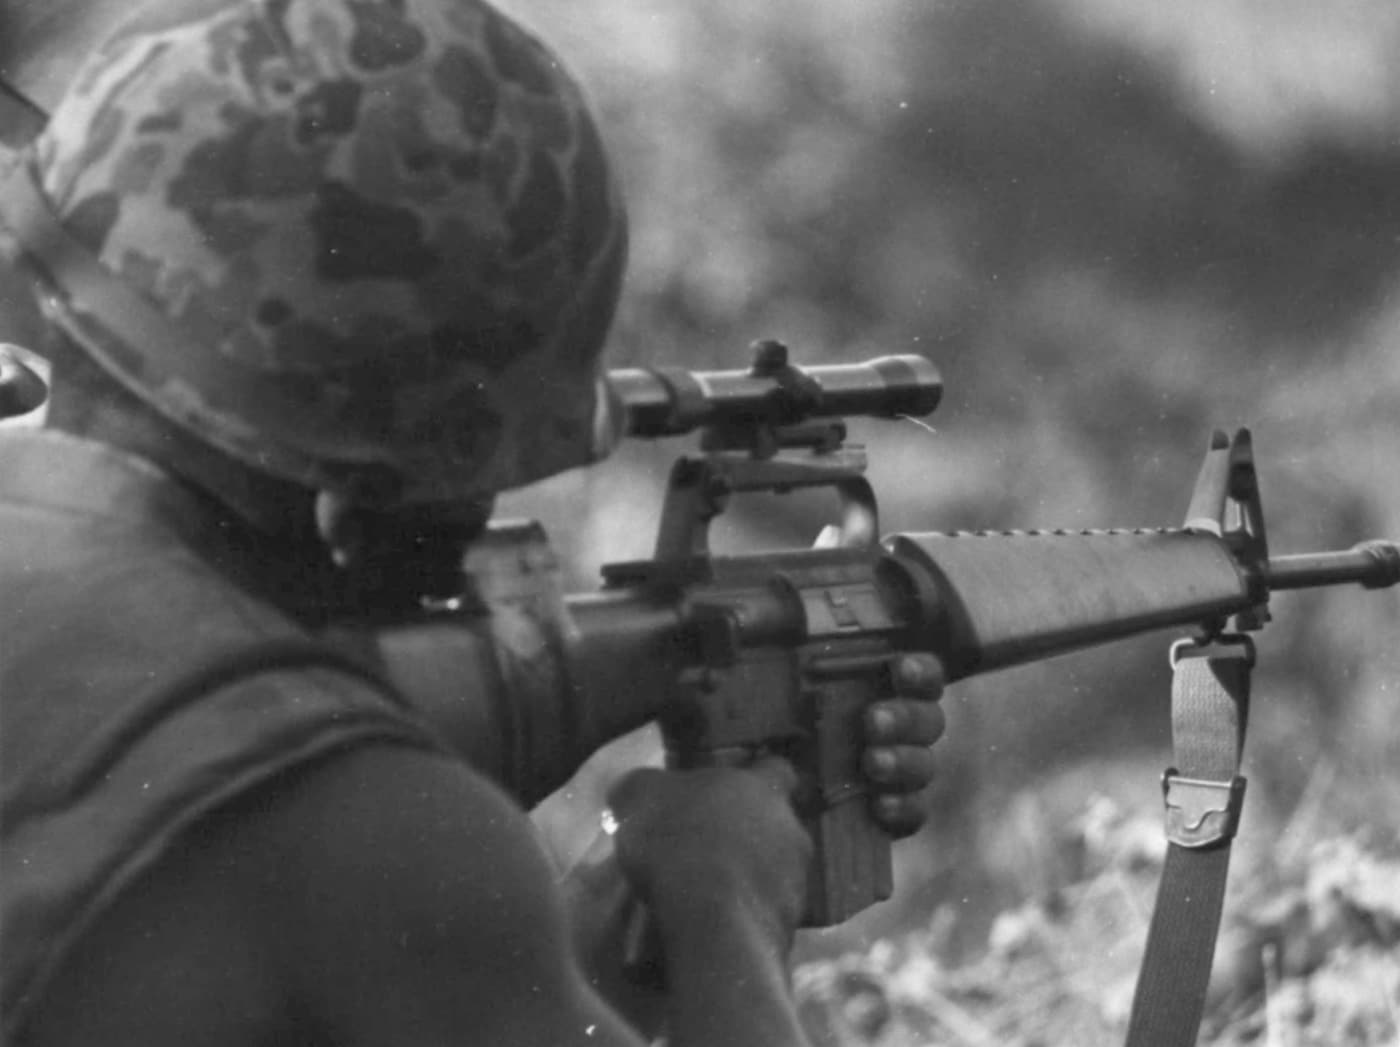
[892,653,944,699]
[870,792,928,838]
[863,744,937,791]
[865,697,946,746]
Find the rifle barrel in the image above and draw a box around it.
[1266,541,1400,591]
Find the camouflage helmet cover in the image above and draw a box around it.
[14,0,627,505]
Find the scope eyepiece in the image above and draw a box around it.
[609,341,942,439]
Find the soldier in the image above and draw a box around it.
[0,2,945,1045]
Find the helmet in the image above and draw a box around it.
[0,0,627,506]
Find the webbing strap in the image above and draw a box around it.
[1125,637,1252,1047]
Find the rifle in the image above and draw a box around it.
[369,339,1400,930]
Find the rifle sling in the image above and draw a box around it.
[1125,637,1251,1047]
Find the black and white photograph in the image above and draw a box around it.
[2,2,1398,1044]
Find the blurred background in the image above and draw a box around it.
[3,0,1398,1039]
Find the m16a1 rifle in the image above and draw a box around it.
[370,339,1400,932]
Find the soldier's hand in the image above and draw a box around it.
[607,757,811,934]
[862,652,946,838]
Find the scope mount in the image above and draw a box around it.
[600,342,890,590]
[695,340,846,460]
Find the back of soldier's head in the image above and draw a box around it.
[0,0,628,510]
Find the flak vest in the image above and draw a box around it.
[0,430,441,1041]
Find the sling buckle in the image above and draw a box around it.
[1161,770,1246,849]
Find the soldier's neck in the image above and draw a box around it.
[44,381,325,552]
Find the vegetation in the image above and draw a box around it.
[795,797,1400,1045]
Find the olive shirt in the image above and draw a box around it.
[0,429,441,1039]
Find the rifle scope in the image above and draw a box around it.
[609,340,942,438]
